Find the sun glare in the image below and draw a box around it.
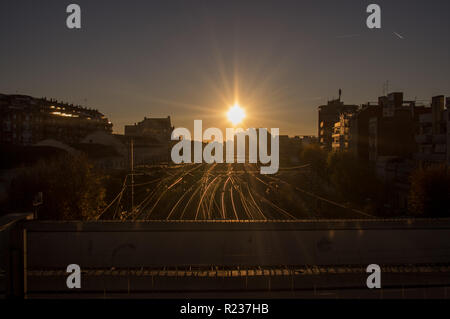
[227,104,246,126]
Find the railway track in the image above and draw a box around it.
[105,163,374,221]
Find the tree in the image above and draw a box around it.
[326,151,383,208]
[7,154,106,220]
[409,164,450,217]
[300,144,328,179]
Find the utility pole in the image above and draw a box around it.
[130,138,134,213]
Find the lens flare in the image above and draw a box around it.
[227,104,245,126]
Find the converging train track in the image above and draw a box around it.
[100,163,374,221]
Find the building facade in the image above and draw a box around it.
[415,95,449,164]
[0,94,112,145]
[124,116,174,165]
[331,113,354,152]
[349,93,427,163]
[318,91,358,151]
[124,116,173,144]
[320,91,450,214]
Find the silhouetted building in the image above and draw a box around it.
[124,116,174,165]
[299,135,318,146]
[350,93,427,162]
[124,116,173,144]
[0,93,112,145]
[79,131,128,170]
[415,95,448,164]
[320,91,449,214]
[318,90,358,151]
[368,108,417,162]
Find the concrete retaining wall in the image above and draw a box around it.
[24,219,450,268]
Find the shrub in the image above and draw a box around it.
[409,164,450,217]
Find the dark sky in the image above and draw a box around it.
[1,0,449,135]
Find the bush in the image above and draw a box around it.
[408,164,450,217]
[326,151,382,207]
[6,154,106,220]
[300,144,328,179]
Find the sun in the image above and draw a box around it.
[227,103,246,126]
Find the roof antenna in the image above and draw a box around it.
[382,81,390,96]
[338,89,342,101]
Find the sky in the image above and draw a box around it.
[1,0,450,136]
